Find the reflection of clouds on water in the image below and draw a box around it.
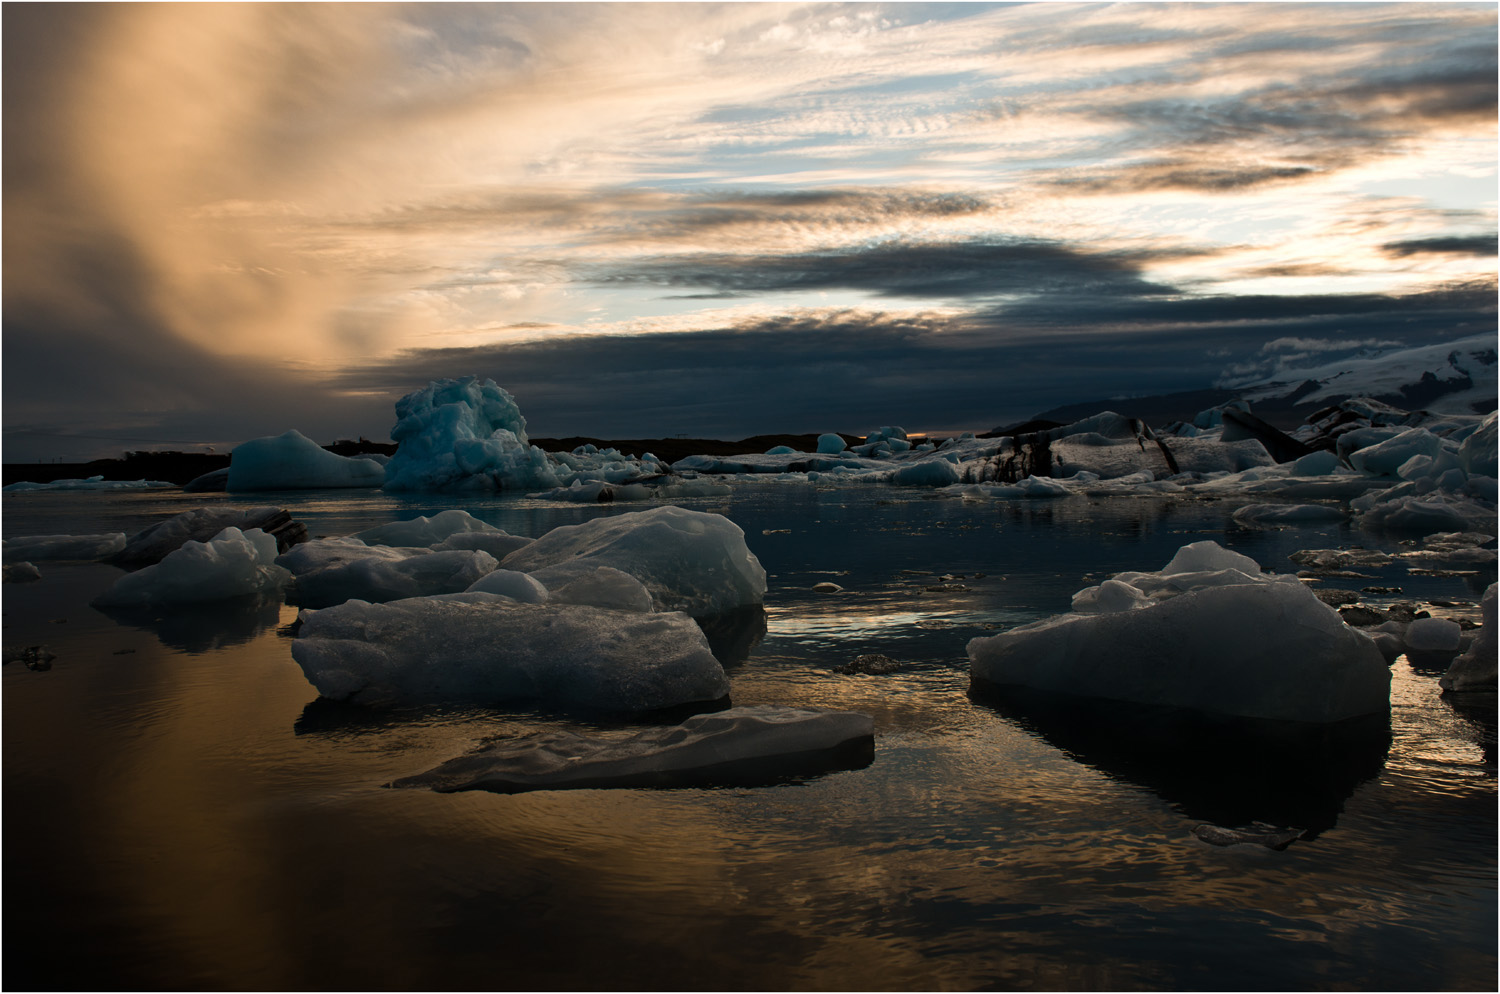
[969,683,1391,838]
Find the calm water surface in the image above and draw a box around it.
[3,484,1494,991]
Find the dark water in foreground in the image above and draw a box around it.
[3,484,1495,991]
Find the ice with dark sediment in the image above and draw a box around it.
[390,706,875,793]
[291,592,730,710]
[968,540,1391,723]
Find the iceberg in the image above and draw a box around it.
[382,377,562,492]
[3,533,126,563]
[390,706,875,793]
[500,505,767,617]
[547,566,656,613]
[967,540,1390,722]
[92,527,292,608]
[816,433,847,454]
[290,593,730,710]
[226,430,385,491]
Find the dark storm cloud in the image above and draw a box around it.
[593,240,1184,300]
[1382,235,1499,258]
[327,282,1496,440]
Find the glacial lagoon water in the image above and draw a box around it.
[3,483,1495,991]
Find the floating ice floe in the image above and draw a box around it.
[390,706,875,793]
[500,505,766,617]
[291,593,730,710]
[112,507,308,569]
[355,509,499,547]
[465,568,549,603]
[1441,583,1496,692]
[3,533,126,563]
[3,476,172,492]
[92,527,292,608]
[227,430,385,491]
[967,540,1390,722]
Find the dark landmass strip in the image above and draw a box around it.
[3,434,868,485]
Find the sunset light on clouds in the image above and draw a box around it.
[4,2,1495,459]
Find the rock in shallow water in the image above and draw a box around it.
[291,592,730,711]
[390,706,875,793]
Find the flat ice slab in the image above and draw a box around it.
[968,540,1391,723]
[391,705,875,793]
[291,592,730,711]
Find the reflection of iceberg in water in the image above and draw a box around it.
[970,684,1391,838]
[96,594,285,653]
[695,604,767,666]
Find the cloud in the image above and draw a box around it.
[592,240,1182,300]
[1382,235,1498,258]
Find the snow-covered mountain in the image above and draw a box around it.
[1232,333,1497,415]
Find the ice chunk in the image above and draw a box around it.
[1404,617,1462,653]
[275,537,400,576]
[292,549,498,608]
[1347,428,1445,478]
[382,377,562,492]
[1231,503,1348,528]
[465,569,549,603]
[501,506,766,616]
[1353,491,1496,533]
[890,457,961,487]
[113,507,307,569]
[1161,540,1262,576]
[4,562,42,583]
[816,433,847,454]
[92,527,292,608]
[390,706,874,793]
[548,567,655,613]
[1441,584,1496,692]
[227,430,385,491]
[1290,450,1343,476]
[764,445,796,455]
[291,593,730,710]
[355,509,499,547]
[1457,412,1497,478]
[1071,578,1151,614]
[968,541,1390,722]
[3,533,126,563]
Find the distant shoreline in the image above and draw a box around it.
[1,432,875,486]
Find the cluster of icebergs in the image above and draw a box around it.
[155,378,1495,547]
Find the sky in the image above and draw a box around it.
[3,1,1496,460]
